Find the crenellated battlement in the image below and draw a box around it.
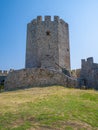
[0,69,14,76]
[37,16,42,23]
[81,57,93,68]
[30,16,66,24]
[31,19,37,24]
[79,57,98,89]
[45,16,51,22]
[30,16,68,30]
[60,19,68,26]
[0,70,8,76]
[54,16,59,22]
[87,57,93,64]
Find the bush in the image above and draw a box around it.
[0,85,4,92]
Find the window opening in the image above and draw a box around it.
[46,31,50,36]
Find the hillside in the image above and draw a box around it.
[0,86,98,130]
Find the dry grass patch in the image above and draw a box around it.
[0,86,98,130]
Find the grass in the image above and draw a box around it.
[0,86,98,130]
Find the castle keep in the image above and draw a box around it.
[3,16,98,90]
[4,16,77,90]
[26,16,70,70]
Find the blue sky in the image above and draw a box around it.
[0,0,98,70]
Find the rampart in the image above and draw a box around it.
[4,68,77,90]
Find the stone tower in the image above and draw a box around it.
[25,16,70,71]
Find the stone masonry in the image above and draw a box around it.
[4,68,77,90]
[4,16,98,90]
[0,70,8,86]
[25,16,70,71]
[79,57,98,90]
[4,16,77,90]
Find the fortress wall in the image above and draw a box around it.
[4,68,77,90]
[79,57,98,89]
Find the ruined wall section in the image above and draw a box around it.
[79,57,98,89]
[4,68,77,90]
[71,69,81,78]
[80,57,94,86]
[58,19,70,70]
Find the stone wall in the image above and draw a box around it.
[0,70,9,76]
[4,68,77,90]
[0,70,9,85]
[58,19,70,70]
[0,69,14,76]
[71,69,81,78]
[25,16,70,70]
[79,57,98,90]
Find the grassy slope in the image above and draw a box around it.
[0,86,98,130]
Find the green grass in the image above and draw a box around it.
[0,86,98,130]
